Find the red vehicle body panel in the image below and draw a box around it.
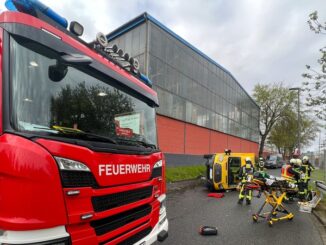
[0,10,165,245]
[0,27,2,135]
[36,139,162,187]
[0,134,68,230]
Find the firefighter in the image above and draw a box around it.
[282,158,301,202]
[282,158,300,182]
[297,156,314,200]
[302,156,314,178]
[238,157,255,205]
[257,157,265,172]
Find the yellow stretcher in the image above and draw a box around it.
[248,178,295,227]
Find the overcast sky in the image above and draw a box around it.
[1,0,325,151]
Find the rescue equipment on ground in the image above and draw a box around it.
[199,226,218,236]
[249,173,296,226]
[298,191,322,213]
[207,193,224,199]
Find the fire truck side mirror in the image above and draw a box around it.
[49,63,68,82]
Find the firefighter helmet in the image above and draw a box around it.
[302,156,309,164]
[295,159,302,166]
[245,157,252,169]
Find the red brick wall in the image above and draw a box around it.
[227,135,242,152]
[185,124,210,154]
[156,115,185,154]
[157,115,259,155]
[209,131,228,153]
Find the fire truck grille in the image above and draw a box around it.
[151,167,162,178]
[60,171,98,188]
[90,204,152,236]
[117,227,152,245]
[92,186,153,212]
[99,226,152,245]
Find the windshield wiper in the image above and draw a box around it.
[133,140,156,149]
[117,138,156,149]
[76,132,118,144]
[52,126,117,144]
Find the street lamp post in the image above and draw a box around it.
[289,87,301,153]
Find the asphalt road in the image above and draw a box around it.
[160,169,324,245]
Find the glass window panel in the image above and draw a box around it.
[172,95,185,120]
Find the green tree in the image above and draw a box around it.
[269,110,319,156]
[302,11,326,119]
[253,83,296,157]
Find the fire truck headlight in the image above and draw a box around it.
[153,160,163,168]
[158,194,167,215]
[55,157,90,172]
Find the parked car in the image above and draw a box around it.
[265,154,285,169]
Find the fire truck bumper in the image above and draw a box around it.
[133,193,168,245]
[0,226,70,244]
[135,212,168,245]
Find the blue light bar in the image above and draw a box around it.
[4,0,18,11]
[5,0,68,28]
[140,74,153,87]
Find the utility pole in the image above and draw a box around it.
[324,148,326,182]
[318,132,321,168]
[289,87,301,153]
[324,138,326,182]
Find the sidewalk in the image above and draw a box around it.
[313,204,326,245]
[313,204,326,227]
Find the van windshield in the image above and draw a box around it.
[10,36,157,147]
[267,156,277,161]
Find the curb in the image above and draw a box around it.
[312,209,326,245]
[312,203,326,245]
[313,209,326,228]
[312,204,326,229]
[167,177,204,193]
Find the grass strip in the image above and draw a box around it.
[166,165,205,182]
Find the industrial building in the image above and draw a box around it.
[106,13,260,165]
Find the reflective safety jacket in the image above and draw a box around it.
[281,165,294,180]
[299,163,313,182]
[239,163,254,182]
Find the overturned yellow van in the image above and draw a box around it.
[204,151,256,191]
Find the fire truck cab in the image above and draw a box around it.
[0,1,168,244]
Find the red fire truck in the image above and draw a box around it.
[0,0,168,244]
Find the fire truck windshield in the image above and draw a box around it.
[9,35,157,147]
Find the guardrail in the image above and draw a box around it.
[316,181,326,193]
